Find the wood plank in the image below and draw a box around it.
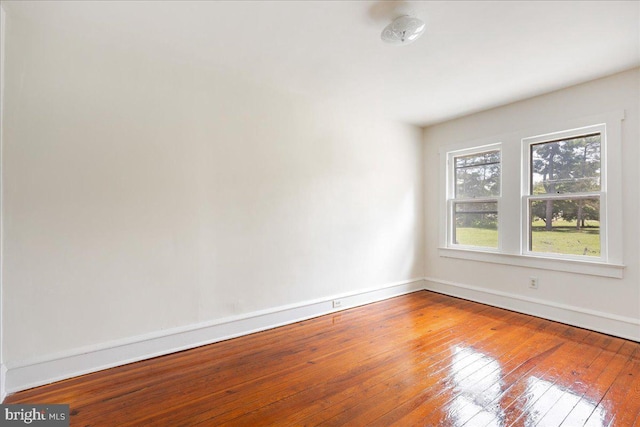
[586,346,640,427]
[361,315,546,426]
[538,336,626,426]
[312,307,530,426]
[132,295,494,425]
[223,303,518,426]
[389,320,571,426]
[504,332,610,426]
[5,291,639,427]
[558,340,637,426]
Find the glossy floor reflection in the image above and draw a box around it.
[448,346,505,426]
[523,377,605,427]
[443,343,616,427]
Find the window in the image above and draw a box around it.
[523,125,605,261]
[439,111,624,278]
[447,146,501,249]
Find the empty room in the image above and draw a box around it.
[0,1,639,426]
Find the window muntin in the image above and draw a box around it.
[448,147,501,249]
[524,126,604,260]
[530,134,601,195]
[455,151,501,198]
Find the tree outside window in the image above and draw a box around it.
[450,148,501,248]
[528,133,602,257]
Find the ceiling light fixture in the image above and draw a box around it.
[380,15,425,45]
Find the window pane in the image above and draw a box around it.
[529,198,600,257]
[454,202,498,248]
[455,150,500,198]
[531,134,600,195]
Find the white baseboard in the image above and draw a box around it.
[5,278,425,395]
[1,364,7,403]
[424,277,640,342]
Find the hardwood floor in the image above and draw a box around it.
[6,291,640,426]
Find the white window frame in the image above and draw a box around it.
[521,124,607,262]
[446,143,502,251]
[438,110,625,279]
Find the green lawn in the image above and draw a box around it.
[455,228,499,248]
[455,219,600,256]
[530,219,600,256]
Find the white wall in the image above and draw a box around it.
[1,6,424,381]
[424,68,640,340]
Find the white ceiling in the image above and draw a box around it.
[6,1,640,126]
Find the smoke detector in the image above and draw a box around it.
[381,15,426,45]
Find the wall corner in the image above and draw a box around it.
[1,364,7,403]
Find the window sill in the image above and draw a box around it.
[438,247,625,279]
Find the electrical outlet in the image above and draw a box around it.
[529,277,539,289]
[332,299,342,308]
